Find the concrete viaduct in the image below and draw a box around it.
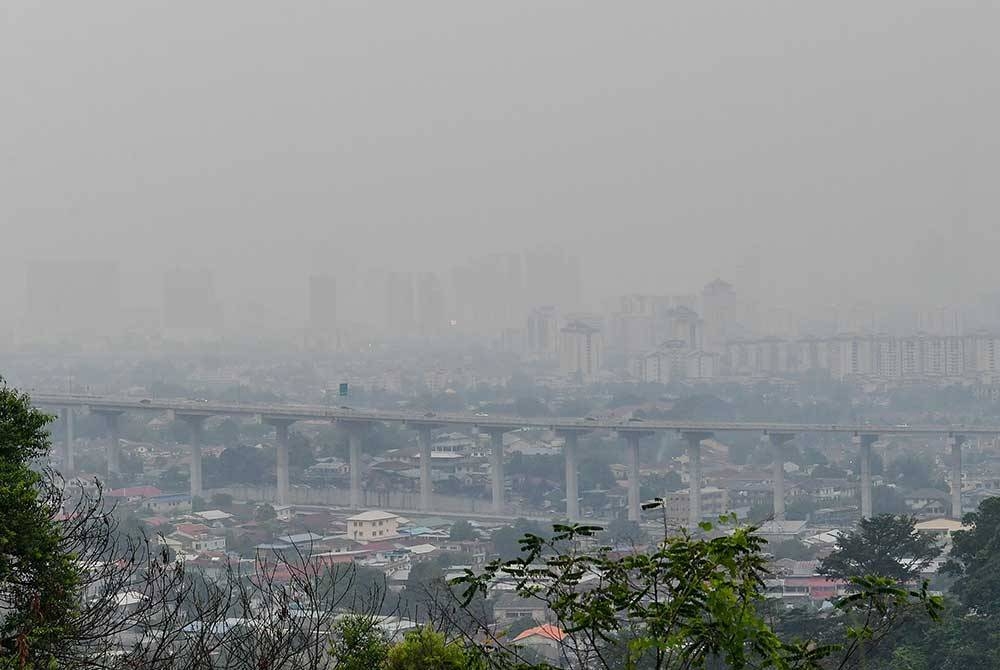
[32,393,995,526]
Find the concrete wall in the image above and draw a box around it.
[208,485,496,515]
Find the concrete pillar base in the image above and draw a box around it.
[627,434,641,521]
[683,431,712,529]
[768,433,794,523]
[950,435,965,520]
[488,430,506,515]
[856,433,878,519]
[563,432,580,522]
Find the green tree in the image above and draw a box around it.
[329,614,390,670]
[578,458,616,490]
[604,518,644,546]
[491,519,544,561]
[886,453,938,490]
[0,379,80,665]
[255,503,277,522]
[768,539,814,561]
[640,471,683,501]
[944,497,1000,616]
[448,519,476,541]
[872,485,909,516]
[386,627,470,670]
[456,516,942,670]
[819,514,941,583]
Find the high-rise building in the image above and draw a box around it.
[307,274,337,345]
[25,260,121,338]
[526,306,560,358]
[560,320,603,382]
[918,307,963,337]
[701,279,737,353]
[162,269,222,339]
[416,273,446,337]
[451,253,526,335]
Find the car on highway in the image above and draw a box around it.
[139,399,152,405]
[475,412,489,417]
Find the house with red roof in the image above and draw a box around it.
[512,624,566,662]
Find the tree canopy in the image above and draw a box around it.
[819,514,941,583]
[0,378,80,665]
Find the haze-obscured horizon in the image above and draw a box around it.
[3,1,998,333]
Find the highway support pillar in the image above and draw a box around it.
[342,421,368,511]
[263,417,295,507]
[950,434,966,520]
[177,414,207,499]
[856,433,878,519]
[683,431,713,529]
[563,431,581,522]
[62,407,75,476]
[484,429,507,515]
[767,432,794,523]
[416,425,442,513]
[94,410,124,477]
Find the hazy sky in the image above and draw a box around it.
[3,1,998,321]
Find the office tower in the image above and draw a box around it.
[560,319,603,382]
[917,307,963,337]
[701,279,737,353]
[450,252,525,335]
[25,260,121,337]
[526,306,560,357]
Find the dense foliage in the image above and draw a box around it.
[0,378,80,666]
[457,512,941,670]
[819,515,941,583]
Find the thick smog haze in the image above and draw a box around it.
[10,7,1000,664]
[3,1,998,327]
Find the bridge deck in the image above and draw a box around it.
[28,393,1000,436]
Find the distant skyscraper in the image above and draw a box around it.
[701,279,737,353]
[526,306,560,357]
[450,252,525,335]
[308,275,337,332]
[917,306,963,337]
[416,273,446,337]
[162,269,222,338]
[560,320,603,382]
[25,260,121,337]
[386,272,415,336]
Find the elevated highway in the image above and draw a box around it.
[32,393,994,526]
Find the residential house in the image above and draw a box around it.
[512,625,566,663]
[493,592,551,626]
[347,511,401,541]
[903,489,950,518]
[145,493,193,515]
